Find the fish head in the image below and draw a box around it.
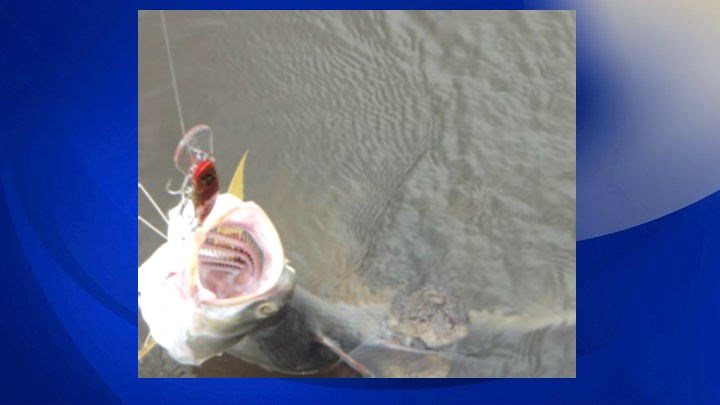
[139,193,296,365]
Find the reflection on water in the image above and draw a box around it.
[139,10,575,377]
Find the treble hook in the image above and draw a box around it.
[165,176,189,196]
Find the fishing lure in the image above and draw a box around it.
[173,124,219,224]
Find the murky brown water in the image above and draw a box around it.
[138,10,576,377]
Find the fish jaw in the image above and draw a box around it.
[138,193,296,365]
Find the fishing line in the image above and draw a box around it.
[138,11,188,362]
[160,10,186,136]
[138,215,168,240]
[138,182,169,223]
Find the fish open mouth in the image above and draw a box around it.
[199,226,264,299]
[193,198,284,302]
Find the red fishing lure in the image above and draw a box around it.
[190,159,219,223]
[174,125,220,224]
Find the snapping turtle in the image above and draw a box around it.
[138,125,576,378]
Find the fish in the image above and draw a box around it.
[138,125,381,375]
[138,126,450,377]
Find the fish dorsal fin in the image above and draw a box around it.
[228,151,248,200]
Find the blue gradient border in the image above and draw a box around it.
[1,0,719,404]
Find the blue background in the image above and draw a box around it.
[1,0,719,404]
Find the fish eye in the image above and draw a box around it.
[256,302,278,318]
